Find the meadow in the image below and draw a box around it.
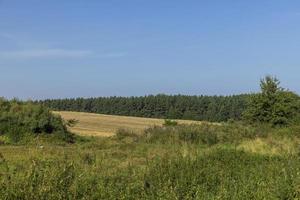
[0,114,299,199]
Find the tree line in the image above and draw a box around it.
[39,94,250,122]
[39,76,300,126]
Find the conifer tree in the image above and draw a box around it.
[244,76,300,126]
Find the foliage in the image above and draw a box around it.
[142,123,264,146]
[244,76,300,126]
[0,123,299,199]
[163,119,178,126]
[39,94,249,122]
[0,98,74,143]
[144,149,300,199]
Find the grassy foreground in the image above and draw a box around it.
[0,121,300,199]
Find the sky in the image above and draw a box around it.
[1,0,300,100]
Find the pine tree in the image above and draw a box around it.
[243,76,300,126]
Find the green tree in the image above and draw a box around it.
[243,76,300,126]
[0,99,74,143]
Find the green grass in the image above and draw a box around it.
[0,123,300,199]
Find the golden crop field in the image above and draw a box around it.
[55,111,203,137]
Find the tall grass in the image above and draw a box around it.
[0,123,299,199]
[141,123,265,146]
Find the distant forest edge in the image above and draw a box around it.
[39,94,250,122]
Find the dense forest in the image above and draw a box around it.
[40,94,250,122]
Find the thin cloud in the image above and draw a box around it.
[0,49,93,59]
[0,33,128,59]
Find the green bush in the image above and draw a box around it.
[163,119,178,126]
[0,98,73,143]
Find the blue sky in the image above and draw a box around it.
[1,0,300,99]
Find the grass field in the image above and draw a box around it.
[1,121,299,199]
[1,109,300,199]
[55,111,203,137]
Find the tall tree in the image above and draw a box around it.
[243,76,300,126]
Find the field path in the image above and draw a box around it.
[55,111,202,137]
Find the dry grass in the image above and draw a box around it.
[55,111,202,137]
[238,137,300,156]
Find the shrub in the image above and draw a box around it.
[163,119,178,126]
[0,99,73,143]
